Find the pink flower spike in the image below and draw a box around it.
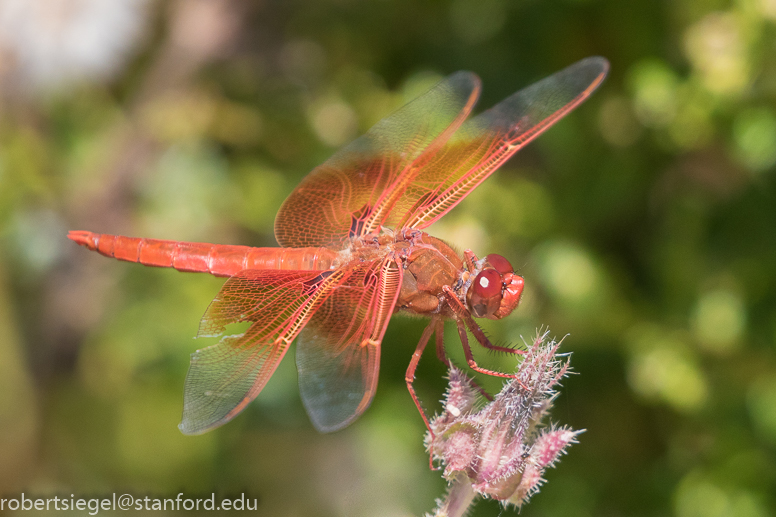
[532,427,582,468]
[426,330,580,514]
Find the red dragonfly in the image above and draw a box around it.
[69,57,608,435]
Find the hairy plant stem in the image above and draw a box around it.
[431,473,476,517]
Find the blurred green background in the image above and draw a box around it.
[1,0,776,515]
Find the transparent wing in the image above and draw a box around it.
[179,268,349,435]
[274,72,481,248]
[400,57,609,229]
[296,258,402,432]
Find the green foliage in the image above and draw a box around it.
[0,0,775,515]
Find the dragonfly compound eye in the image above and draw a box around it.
[485,253,513,274]
[469,268,503,318]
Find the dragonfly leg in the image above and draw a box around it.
[442,286,525,380]
[433,317,449,365]
[463,249,479,272]
[406,319,438,436]
[454,319,514,379]
[433,318,493,401]
[411,317,491,470]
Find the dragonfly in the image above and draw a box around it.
[69,57,608,435]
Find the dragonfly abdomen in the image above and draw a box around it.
[67,231,338,277]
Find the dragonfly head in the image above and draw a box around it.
[466,254,524,320]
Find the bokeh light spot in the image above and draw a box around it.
[759,0,776,19]
[310,99,358,147]
[7,208,67,275]
[139,144,233,241]
[691,288,746,353]
[684,11,751,96]
[627,326,708,411]
[536,241,599,304]
[233,162,287,234]
[0,0,150,91]
[675,477,729,517]
[733,108,776,173]
[667,86,715,150]
[747,376,776,443]
[628,59,679,127]
[675,473,768,517]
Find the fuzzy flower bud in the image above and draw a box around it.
[426,331,580,512]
